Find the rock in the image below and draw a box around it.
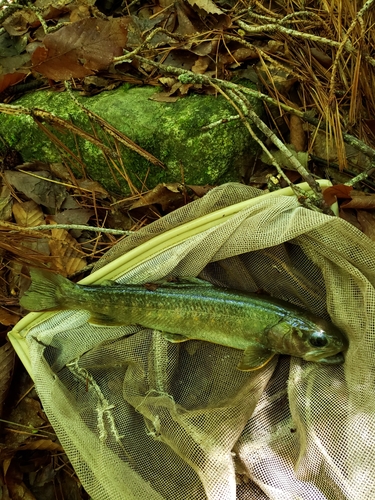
[0,84,262,194]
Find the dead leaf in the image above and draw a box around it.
[310,48,332,68]
[32,17,129,80]
[4,170,67,209]
[187,0,224,15]
[76,179,109,197]
[220,47,259,66]
[339,208,362,230]
[18,439,64,453]
[2,9,38,36]
[341,193,375,209]
[12,200,45,227]
[0,308,20,326]
[356,210,375,241]
[130,183,187,212]
[322,184,353,206]
[289,114,306,152]
[192,56,210,74]
[52,208,94,225]
[0,71,27,94]
[49,223,87,275]
[0,342,15,415]
[0,186,13,221]
[149,91,180,102]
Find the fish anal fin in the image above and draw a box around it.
[163,332,190,343]
[237,345,275,371]
[88,313,127,326]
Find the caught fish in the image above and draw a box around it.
[20,269,348,371]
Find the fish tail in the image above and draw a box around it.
[20,269,76,312]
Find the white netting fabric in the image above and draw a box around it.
[25,183,375,499]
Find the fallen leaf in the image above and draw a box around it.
[12,200,45,227]
[2,9,38,36]
[130,183,187,212]
[0,342,15,415]
[341,193,375,209]
[76,179,109,197]
[4,170,67,209]
[0,186,13,221]
[289,114,306,152]
[49,222,87,275]
[18,439,64,453]
[339,208,362,230]
[0,308,20,326]
[32,17,129,80]
[192,56,210,74]
[52,208,94,225]
[356,210,375,240]
[187,0,224,15]
[322,184,353,206]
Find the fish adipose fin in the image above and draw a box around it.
[20,269,75,312]
[162,332,190,343]
[237,344,275,371]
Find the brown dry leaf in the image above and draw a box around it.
[130,183,186,212]
[0,342,15,415]
[0,308,20,326]
[32,17,129,80]
[341,193,375,209]
[356,210,375,241]
[49,224,87,275]
[310,48,332,68]
[0,186,13,221]
[289,114,306,152]
[4,171,67,209]
[149,91,180,102]
[192,55,210,74]
[12,200,44,227]
[339,208,362,230]
[322,184,353,206]
[0,71,27,94]
[52,208,94,225]
[220,47,259,66]
[18,439,64,453]
[2,9,38,36]
[76,179,109,197]
[187,0,224,15]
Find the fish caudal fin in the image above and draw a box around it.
[20,269,76,312]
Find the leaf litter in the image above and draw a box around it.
[2,0,375,497]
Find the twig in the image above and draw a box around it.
[64,82,165,169]
[329,0,375,99]
[237,19,355,52]
[19,224,133,235]
[345,165,375,187]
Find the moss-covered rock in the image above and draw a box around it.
[0,84,263,194]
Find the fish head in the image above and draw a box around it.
[267,315,348,365]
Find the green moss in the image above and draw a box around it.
[0,84,263,194]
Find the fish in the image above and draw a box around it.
[20,268,348,371]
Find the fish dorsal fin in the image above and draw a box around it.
[237,344,276,371]
[149,277,214,288]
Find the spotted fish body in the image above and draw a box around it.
[20,269,348,371]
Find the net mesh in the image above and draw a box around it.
[24,183,375,499]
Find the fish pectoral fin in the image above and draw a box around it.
[237,344,275,371]
[162,332,190,343]
[88,312,126,326]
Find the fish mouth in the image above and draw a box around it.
[303,351,345,365]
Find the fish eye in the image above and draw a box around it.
[308,331,328,347]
